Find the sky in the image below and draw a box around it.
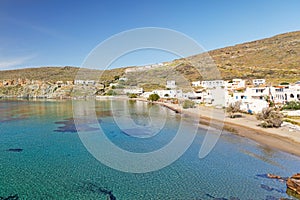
[0,0,300,70]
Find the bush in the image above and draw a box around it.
[256,107,283,128]
[280,82,289,85]
[148,94,160,102]
[226,101,241,118]
[106,90,117,96]
[128,93,137,98]
[182,100,195,109]
[283,101,300,110]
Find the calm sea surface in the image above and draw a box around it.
[0,99,299,199]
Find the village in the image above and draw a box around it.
[112,78,300,115]
[1,76,300,116]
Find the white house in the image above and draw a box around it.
[119,77,128,81]
[230,79,246,89]
[253,79,266,86]
[153,89,183,98]
[74,80,96,85]
[272,85,300,104]
[74,80,85,85]
[166,80,176,89]
[201,80,225,88]
[191,81,201,87]
[123,88,143,94]
[230,86,270,113]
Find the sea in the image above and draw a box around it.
[0,99,299,199]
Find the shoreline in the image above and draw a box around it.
[132,98,300,157]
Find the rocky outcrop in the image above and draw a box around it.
[0,79,104,99]
[286,173,300,198]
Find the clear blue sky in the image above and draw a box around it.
[0,0,300,70]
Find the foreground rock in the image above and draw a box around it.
[286,173,300,199]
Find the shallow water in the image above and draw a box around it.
[0,99,299,199]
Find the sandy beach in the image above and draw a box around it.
[157,101,300,157]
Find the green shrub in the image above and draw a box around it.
[128,93,137,98]
[148,94,160,102]
[283,101,300,110]
[106,90,117,96]
[182,100,195,109]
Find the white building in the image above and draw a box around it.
[74,80,85,85]
[166,80,176,89]
[229,86,270,113]
[123,88,143,94]
[201,80,225,88]
[153,89,183,98]
[74,80,96,85]
[228,79,246,90]
[272,85,300,104]
[119,77,128,81]
[191,81,201,87]
[253,79,266,86]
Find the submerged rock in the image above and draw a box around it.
[54,118,101,133]
[0,194,19,200]
[81,182,116,200]
[6,148,23,152]
[286,173,300,198]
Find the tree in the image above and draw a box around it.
[256,107,283,128]
[148,93,160,102]
[226,101,241,118]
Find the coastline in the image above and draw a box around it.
[2,96,300,157]
[134,98,300,157]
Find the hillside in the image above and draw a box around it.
[0,31,299,87]
[187,31,300,84]
[0,66,126,83]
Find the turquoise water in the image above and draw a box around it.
[0,99,299,199]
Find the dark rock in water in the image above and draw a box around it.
[0,194,19,200]
[261,184,274,192]
[54,118,101,133]
[265,195,278,200]
[256,173,287,181]
[81,182,117,200]
[205,194,240,200]
[7,148,23,152]
[286,173,300,198]
[229,197,240,200]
